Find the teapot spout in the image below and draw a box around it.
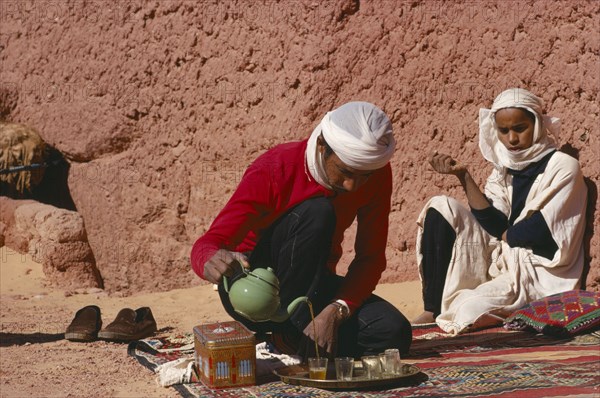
[270,296,309,322]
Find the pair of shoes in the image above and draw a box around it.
[65,306,157,343]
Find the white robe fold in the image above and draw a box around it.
[416,151,587,334]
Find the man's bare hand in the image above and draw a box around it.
[428,151,467,176]
[203,249,249,284]
[299,304,342,359]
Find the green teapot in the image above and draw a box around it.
[223,266,308,322]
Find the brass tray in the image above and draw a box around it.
[273,361,425,391]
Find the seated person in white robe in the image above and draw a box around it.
[413,88,588,334]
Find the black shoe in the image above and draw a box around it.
[65,305,102,342]
[98,307,157,342]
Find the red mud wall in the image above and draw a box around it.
[1,0,598,293]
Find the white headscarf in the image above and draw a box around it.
[306,102,395,189]
[479,88,560,171]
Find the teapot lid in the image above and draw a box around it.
[248,267,280,290]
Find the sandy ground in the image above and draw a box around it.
[0,247,423,397]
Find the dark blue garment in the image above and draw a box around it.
[506,211,558,259]
[470,206,509,240]
[471,151,558,259]
[421,208,456,316]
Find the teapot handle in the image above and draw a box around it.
[222,260,247,294]
[223,275,230,293]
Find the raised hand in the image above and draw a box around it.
[202,249,249,284]
[428,151,467,176]
[428,151,491,210]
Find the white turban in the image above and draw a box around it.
[479,88,559,171]
[306,102,395,189]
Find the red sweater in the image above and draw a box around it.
[191,139,392,310]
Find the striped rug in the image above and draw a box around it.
[129,324,600,397]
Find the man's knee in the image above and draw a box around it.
[357,301,413,355]
[378,310,413,354]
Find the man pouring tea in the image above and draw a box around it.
[191,102,412,358]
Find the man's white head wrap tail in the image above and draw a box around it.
[306,102,395,189]
[479,88,559,171]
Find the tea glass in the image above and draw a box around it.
[308,357,328,380]
[380,348,401,376]
[334,357,354,381]
[361,355,382,379]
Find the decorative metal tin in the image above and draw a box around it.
[193,321,256,388]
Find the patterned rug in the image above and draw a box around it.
[128,324,600,397]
